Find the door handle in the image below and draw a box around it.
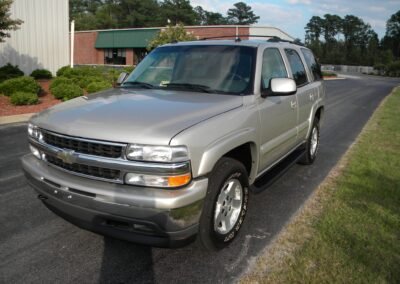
[290,100,297,109]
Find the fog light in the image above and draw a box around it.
[29,145,41,160]
[125,172,191,188]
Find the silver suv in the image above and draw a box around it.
[22,39,325,250]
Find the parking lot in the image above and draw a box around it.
[1,75,399,283]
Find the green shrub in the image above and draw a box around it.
[61,67,84,79]
[86,81,113,93]
[0,76,41,96]
[51,83,83,100]
[56,65,72,77]
[322,71,337,77]
[30,69,53,79]
[78,76,105,89]
[0,63,24,83]
[49,77,73,92]
[10,92,39,105]
[57,65,105,78]
[56,66,125,85]
[123,66,135,74]
[386,61,400,77]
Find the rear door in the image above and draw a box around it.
[284,48,314,143]
[299,48,324,139]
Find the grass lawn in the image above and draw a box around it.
[244,88,400,283]
[322,71,337,77]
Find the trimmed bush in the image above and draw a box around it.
[0,63,24,83]
[78,76,105,89]
[56,66,72,77]
[322,71,337,77]
[51,83,83,101]
[10,92,39,105]
[49,77,73,92]
[86,81,113,93]
[0,76,41,96]
[30,69,53,79]
[60,67,84,78]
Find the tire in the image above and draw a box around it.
[198,157,249,251]
[299,117,320,165]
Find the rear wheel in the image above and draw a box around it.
[299,117,320,165]
[198,157,249,250]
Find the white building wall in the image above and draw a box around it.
[249,26,294,41]
[0,0,69,75]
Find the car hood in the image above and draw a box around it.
[31,88,243,145]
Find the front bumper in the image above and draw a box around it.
[22,154,208,247]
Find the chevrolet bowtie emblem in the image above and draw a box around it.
[57,149,76,164]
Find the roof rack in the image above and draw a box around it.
[198,35,304,46]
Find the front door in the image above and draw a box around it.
[258,48,298,173]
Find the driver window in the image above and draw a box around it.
[261,48,288,89]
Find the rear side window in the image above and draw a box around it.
[285,49,308,86]
[261,48,287,89]
[301,48,322,81]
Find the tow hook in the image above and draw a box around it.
[38,194,48,201]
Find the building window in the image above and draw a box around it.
[134,48,148,64]
[104,48,126,65]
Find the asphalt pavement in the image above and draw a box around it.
[1,75,399,283]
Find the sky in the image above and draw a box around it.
[189,0,400,40]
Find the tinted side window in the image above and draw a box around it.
[261,48,287,89]
[285,49,308,86]
[301,48,322,81]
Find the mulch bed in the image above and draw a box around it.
[0,80,61,117]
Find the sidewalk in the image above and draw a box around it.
[0,113,34,125]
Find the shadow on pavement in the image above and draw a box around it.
[100,237,155,283]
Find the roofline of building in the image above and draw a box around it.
[248,26,294,40]
[73,25,293,39]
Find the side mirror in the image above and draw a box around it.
[270,78,297,96]
[117,72,128,85]
[262,78,297,97]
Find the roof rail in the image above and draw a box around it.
[199,35,304,46]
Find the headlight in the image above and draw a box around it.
[126,144,189,162]
[28,123,43,141]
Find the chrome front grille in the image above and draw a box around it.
[42,131,123,158]
[34,130,127,183]
[46,155,121,181]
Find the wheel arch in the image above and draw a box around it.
[196,130,259,183]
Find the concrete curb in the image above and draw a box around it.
[0,113,35,125]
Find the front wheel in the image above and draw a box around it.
[198,157,249,250]
[299,117,320,165]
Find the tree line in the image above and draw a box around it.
[70,0,259,30]
[1,0,399,69]
[304,11,400,66]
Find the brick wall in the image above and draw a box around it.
[74,31,103,65]
[74,26,251,65]
[126,49,134,65]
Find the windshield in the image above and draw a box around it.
[122,45,256,95]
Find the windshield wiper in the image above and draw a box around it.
[121,81,154,89]
[163,83,214,93]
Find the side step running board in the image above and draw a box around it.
[250,148,306,194]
